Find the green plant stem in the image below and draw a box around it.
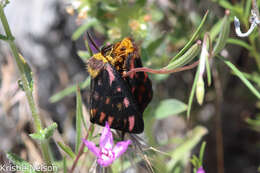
[0,6,53,172]
[212,66,224,173]
[69,125,93,173]
[248,36,260,70]
[0,7,42,131]
[41,141,53,166]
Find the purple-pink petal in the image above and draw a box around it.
[100,122,113,150]
[82,139,100,156]
[197,166,205,173]
[97,147,115,167]
[113,140,131,159]
[83,122,131,168]
[97,157,115,167]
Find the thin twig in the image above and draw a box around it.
[69,125,93,173]
[123,60,200,77]
[212,66,224,173]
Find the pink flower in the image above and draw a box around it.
[197,166,205,173]
[83,122,131,167]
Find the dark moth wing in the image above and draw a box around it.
[125,51,153,113]
[89,63,144,133]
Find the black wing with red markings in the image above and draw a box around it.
[125,52,153,113]
[89,63,144,133]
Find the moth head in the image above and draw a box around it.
[87,53,107,78]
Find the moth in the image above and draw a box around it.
[87,37,153,133]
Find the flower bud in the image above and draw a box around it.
[196,76,205,105]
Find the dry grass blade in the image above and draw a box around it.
[129,134,154,173]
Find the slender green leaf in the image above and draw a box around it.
[169,10,208,63]
[57,142,76,159]
[190,155,200,168]
[7,152,38,173]
[72,18,98,40]
[44,123,57,139]
[187,67,200,118]
[77,50,90,61]
[204,33,212,86]
[213,12,230,56]
[205,54,211,86]
[166,126,208,170]
[49,77,90,103]
[166,41,201,70]
[209,19,224,41]
[227,38,252,51]
[218,56,260,99]
[88,124,95,140]
[199,141,206,164]
[244,0,252,19]
[140,47,149,62]
[190,156,198,168]
[154,99,187,119]
[146,36,165,56]
[75,85,82,153]
[18,54,34,91]
[30,123,57,140]
[242,72,260,86]
[81,110,88,132]
[63,157,67,173]
[218,0,237,11]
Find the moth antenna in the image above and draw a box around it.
[86,31,100,52]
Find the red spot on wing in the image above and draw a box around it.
[123,97,130,108]
[117,87,121,92]
[144,73,148,82]
[105,97,110,104]
[128,116,135,132]
[106,65,115,86]
[99,112,106,123]
[131,86,136,93]
[108,116,114,126]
